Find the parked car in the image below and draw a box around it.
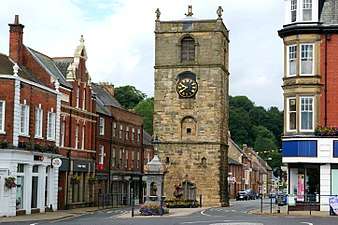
[236,190,249,201]
[245,189,257,200]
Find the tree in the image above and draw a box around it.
[229,107,253,147]
[134,98,154,135]
[114,85,146,109]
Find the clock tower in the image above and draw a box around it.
[153,6,229,206]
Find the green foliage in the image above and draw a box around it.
[134,98,154,135]
[229,96,283,169]
[114,85,146,109]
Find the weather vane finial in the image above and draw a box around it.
[155,8,161,21]
[185,5,193,17]
[217,6,223,19]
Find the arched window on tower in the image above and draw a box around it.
[181,36,195,63]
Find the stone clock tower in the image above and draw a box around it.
[153,6,230,206]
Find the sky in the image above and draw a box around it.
[0,0,285,109]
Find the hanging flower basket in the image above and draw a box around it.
[71,175,81,184]
[88,176,97,184]
[5,177,17,189]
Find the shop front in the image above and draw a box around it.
[0,149,59,216]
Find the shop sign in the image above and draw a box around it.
[330,197,338,216]
[52,158,62,168]
[73,160,90,172]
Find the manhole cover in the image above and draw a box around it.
[210,223,264,225]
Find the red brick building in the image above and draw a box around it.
[0,15,60,216]
[92,83,145,205]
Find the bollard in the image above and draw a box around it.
[200,194,202,208]
[270,197,273,214]
[260,195,263,213]
[131,192,135,218]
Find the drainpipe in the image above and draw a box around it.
[324,34,330,127]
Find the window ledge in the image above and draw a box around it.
[0,131,6,135]
[19,134,30,138]
[47,138,56,142]
[34,136,44,140]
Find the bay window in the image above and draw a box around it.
[300,44,314,75]
[288,45,297,76]
[20,104,29,136]
[0,101,4,133]
[35,107,43,138]
[300,96,314,131]
[47,111,56,140]
[303,0,312,21]
[287,98,297,131]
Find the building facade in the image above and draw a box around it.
[0,16,60,216]
[279,0,338,211]
[93,83,144,205]
[153,6,230,206]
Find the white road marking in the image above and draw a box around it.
[300,222,313,225]
[30,223,38,225]
[181,220,240,224]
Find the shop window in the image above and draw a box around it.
[16,176,24,209]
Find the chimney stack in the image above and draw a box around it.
[98,82,115,97]
[9,15,24,64]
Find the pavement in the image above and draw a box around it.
[2,200,338,225]
[0,207,101,223]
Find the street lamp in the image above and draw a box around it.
[153,135,160,154]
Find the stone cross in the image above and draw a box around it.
[155,8,161,21]
[185,5,193,17]
[217,6,223,19]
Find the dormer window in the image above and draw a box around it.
[291,0,297,22]
[181,37,195,62]
[303,0,312,21]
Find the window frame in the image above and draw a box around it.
[300,43,315,76]
[287,44,297,77]
[20,103,29,136]
[75,124,79,149]
[302,0,312,21]
[291,0,297,23]
[0,101,5,134]
[99,117,105,136]
[76,86,80,108]
[299,96,315,132]
[34,107,43,138]
[47,111,56,141]
[60,119,65,147]
[81,125,85,150]
[99,145,104,165]
[286,97,297,132]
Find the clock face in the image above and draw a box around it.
[176,78,198,98]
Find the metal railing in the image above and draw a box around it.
[97,193,128,209]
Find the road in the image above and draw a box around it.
[1,199,337,225]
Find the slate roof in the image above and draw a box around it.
[0,53,44,85]
[91,83,123,109]
[228,157,241,165]
[95,97,111,116]
[143,130,153,146]
[320,0,338,24]
[27,47,72,88]
[53,57,73,77]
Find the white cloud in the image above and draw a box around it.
[0,0,285,109]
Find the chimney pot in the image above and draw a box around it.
[14,15,19,24]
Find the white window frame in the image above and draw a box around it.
[291,0,297,23]
[113,122,117,137]
[126,126,129,140]
[137,129,141,143]
[286,97,297,132]
[20,103,29,136]
[287,45,297,77]
[99,117,105,136]
[300,43,315,76]
[82,89,86,110]
[47,111,56,141]
[35,106,43,138]
[303,0,312,21]
[60,119,65,147]
[0,101,5,134]
[125,150,128,168]
[132,128,135,142]
[99,145,104,165]
[299,96,315,132]
[81,125,85,150]
[112,148,116,167]
[119,125,123,139]
[75,124,79,149]
[76,86,80,108]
